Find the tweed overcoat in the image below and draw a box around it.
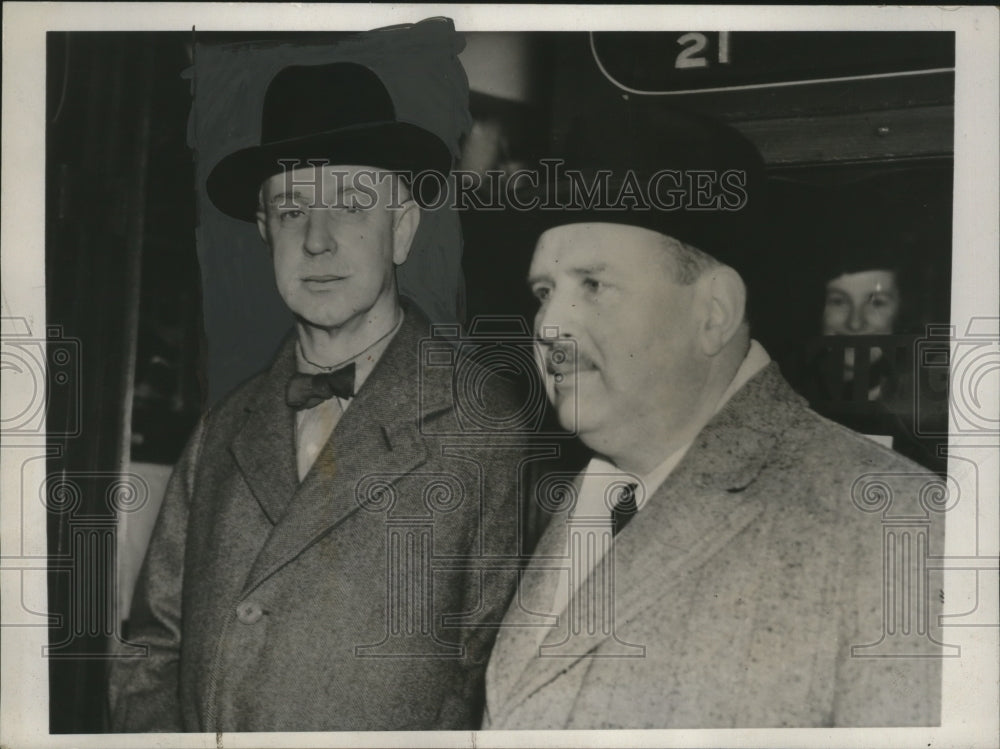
[110,305,526,732]
[484,363,945,729]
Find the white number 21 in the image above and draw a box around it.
[675,32,731,69]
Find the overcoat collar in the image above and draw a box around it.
[497,363,807,716]
[229,299,454,594]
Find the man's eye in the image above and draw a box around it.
[582,278,602,293]
[278,209,305,222]
[330,201,364,215]
[532,286,551,302]
[868,294,889,309]
[825,295,847,307]
[333,193,368,214]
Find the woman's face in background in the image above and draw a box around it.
[823,269,901,336]
[822,269,901,379]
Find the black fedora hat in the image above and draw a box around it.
[206,61,453,222]
[521,104,768,277]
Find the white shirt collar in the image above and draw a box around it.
[715,339,771,413]
[295,311,405,397]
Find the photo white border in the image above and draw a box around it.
[2,4,997,748]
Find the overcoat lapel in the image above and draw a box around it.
[505,484,767,711]
[486,506,572,711]
[499,364,804,716]
[235,306,454,596]
[229,338,300,525]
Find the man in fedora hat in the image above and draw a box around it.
[109,47,525,731]
[483,105,945,728]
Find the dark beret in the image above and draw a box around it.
[517,102,768,277]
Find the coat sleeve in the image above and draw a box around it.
[107,417,207,732]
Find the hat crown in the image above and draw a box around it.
[561,104,764,179]
[528,103,768,272]
[206,53,454,222]
[261,62,396,144]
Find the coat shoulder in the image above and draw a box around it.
[786,401,930,472]
[767,399,940,523]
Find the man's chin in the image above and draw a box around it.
[290,303,355,331]
[551,394,581,435]
[549,371,604,434]
[297,317,351,332]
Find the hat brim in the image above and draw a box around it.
[513,176,766,275]
[206,121,452,222]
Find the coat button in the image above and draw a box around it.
[236,601,263,624]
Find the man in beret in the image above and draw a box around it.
[483,106,945,729]
[109,48,523,731]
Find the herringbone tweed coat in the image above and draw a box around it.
[484,363,944,729]
[110,304,526,732]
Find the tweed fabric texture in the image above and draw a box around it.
[110,303,526,732]
[484,363,944,729]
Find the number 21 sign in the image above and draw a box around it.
[674,31,730,69]
[590,31,953,94]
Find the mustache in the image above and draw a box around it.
[538,341,594,375]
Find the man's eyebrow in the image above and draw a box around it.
[568,263,608,277]
[527,263,609,287]
[268,186,361,205]
[268,189,307,205]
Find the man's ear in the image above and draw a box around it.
[391,200,421,266]
[255,184,270,244]
[698,265,747,356]
[256,210,269,244]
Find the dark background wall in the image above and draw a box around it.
[45,32,201,733]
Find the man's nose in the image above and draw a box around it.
[303,212,337,256]
[534,291,578,341]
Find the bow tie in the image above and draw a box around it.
[285,363,356,410]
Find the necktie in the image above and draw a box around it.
[285,363,356,410]
[611,482,638,536]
